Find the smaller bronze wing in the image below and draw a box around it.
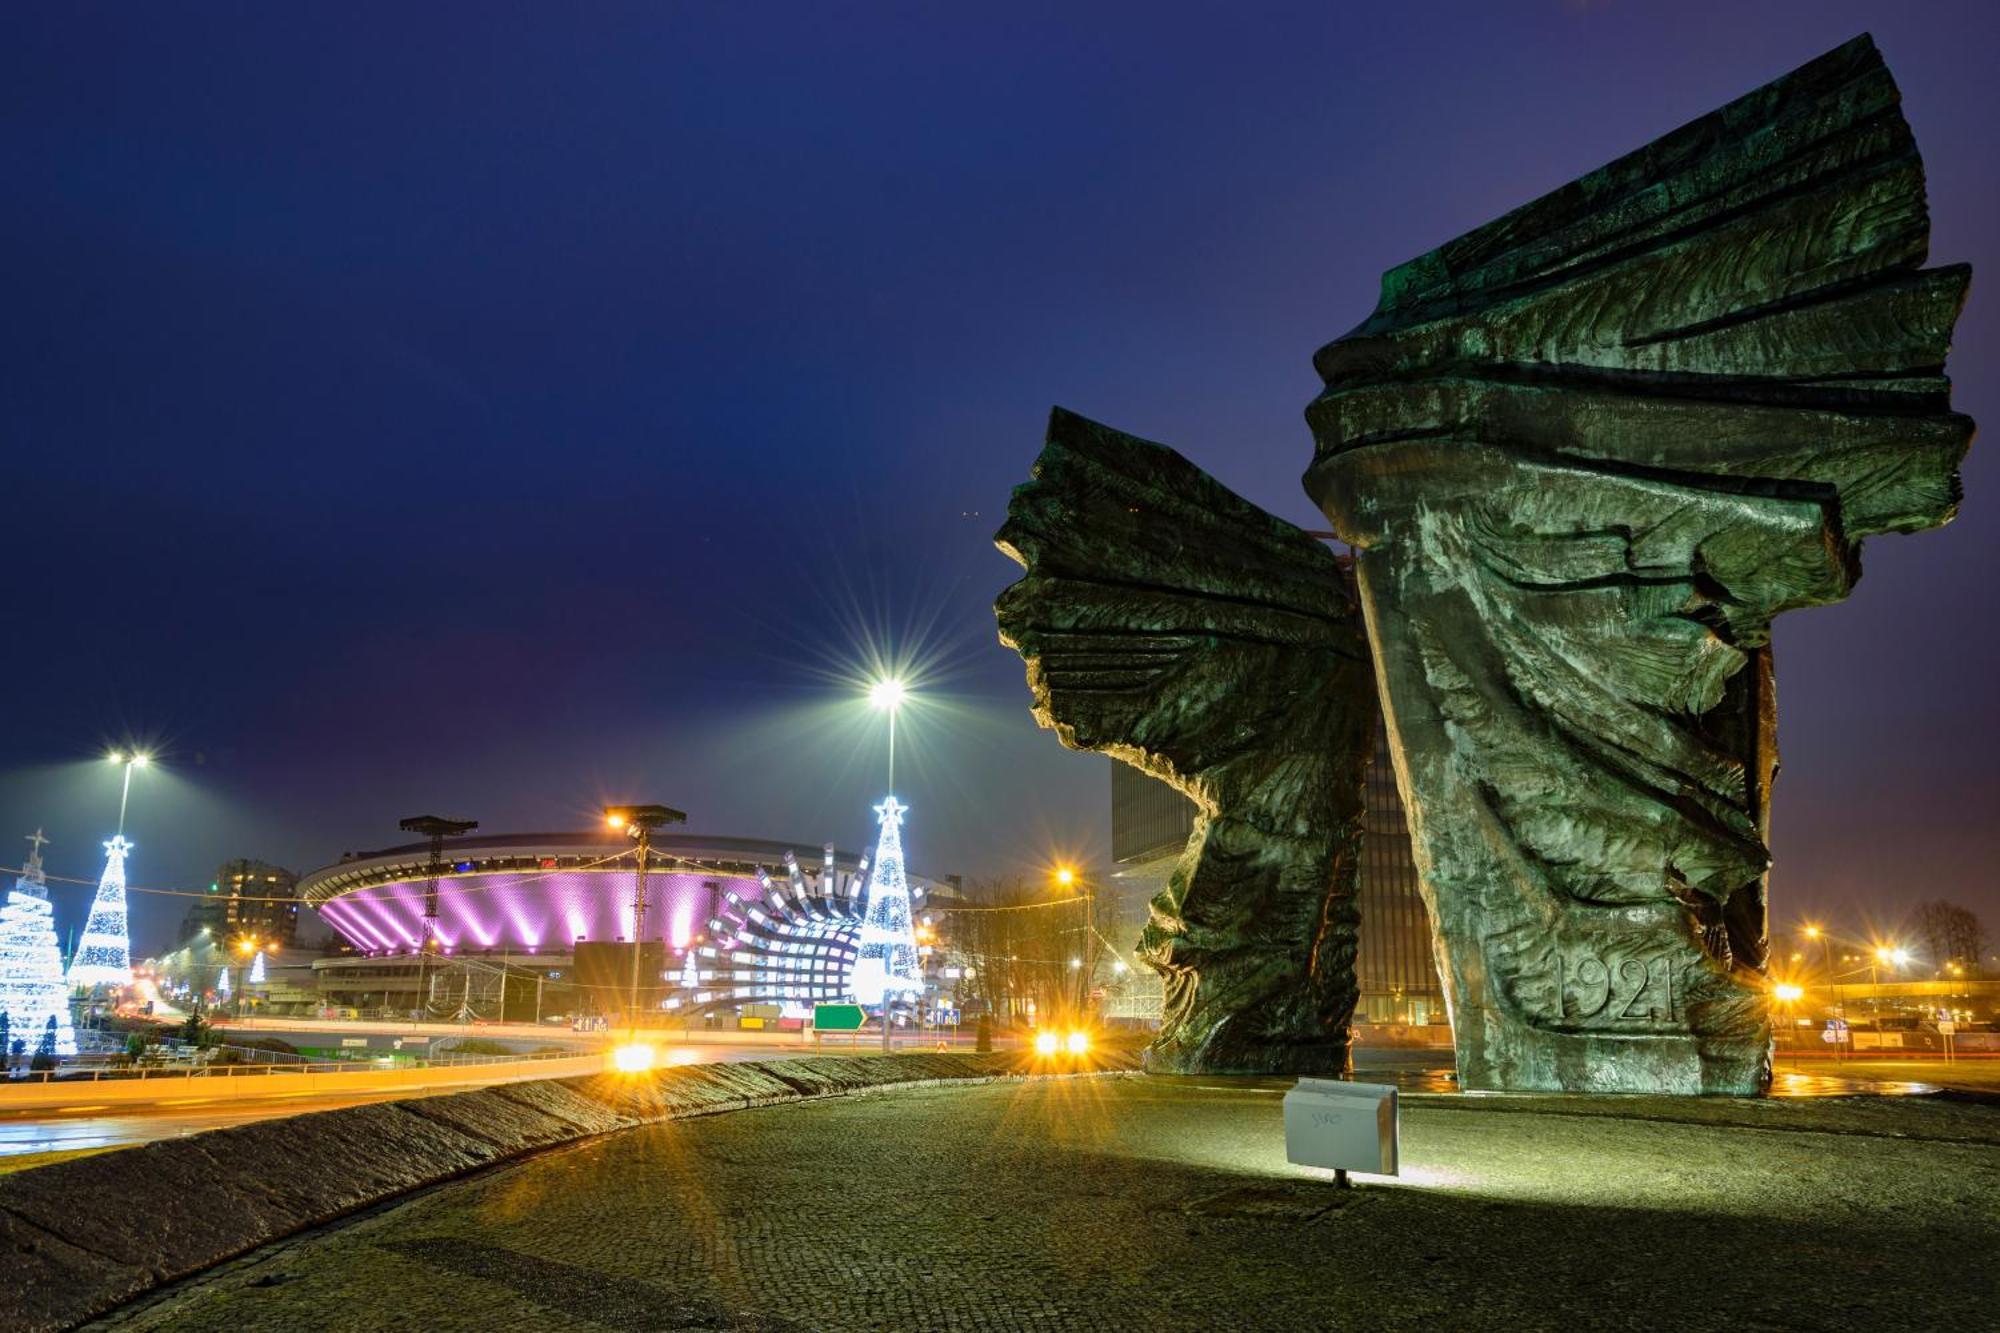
[995,407,1374,1074]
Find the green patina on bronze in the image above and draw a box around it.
[996,410,1373,1075]
[1308,34,1971,1093]
[995,35,1972,1092]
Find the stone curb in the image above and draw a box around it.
[0,1049,1135,1332]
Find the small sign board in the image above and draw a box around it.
[341,1037,368,1048]
[1938,1021,1957,1037]
[1284,1078,1398,1176]
[813,1003,867,1031]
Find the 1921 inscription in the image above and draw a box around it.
[1552,953,1681,1023]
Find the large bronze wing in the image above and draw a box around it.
[1306,35,1973,1092]
[996,407,1374,1074]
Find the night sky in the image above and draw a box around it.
[3,4,1994,956]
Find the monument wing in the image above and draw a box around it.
[997,407,1374,1074]
[1306,34,1973,1093]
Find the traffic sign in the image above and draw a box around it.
[813,1003,867,1031]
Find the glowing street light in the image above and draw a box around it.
[107,749,152,835]
[603,803,689,1032]
[860,675,919,1052]
[867,676,908,794]
[1772,982,1803,1004]
[1054,865,1075,888]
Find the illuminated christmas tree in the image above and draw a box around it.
[68,835,134,988]
[248,951,267,986]
[217,964,231,999]
[849,796,923,1006]
[0,831,77,1057]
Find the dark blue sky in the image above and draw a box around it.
[3,3,1994,955]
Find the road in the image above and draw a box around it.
[11,1039,1979,1170]
[106,1074,2000,1332]
[0,1041,797,1163]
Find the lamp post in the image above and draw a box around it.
[1054,864,1094,1015]
[1869,945,1911,1020]
[230,935,259,1019]
[397,816,478,1025]
[604,804,689,1032]
[867,676,908,1052]
[106,750,150,837]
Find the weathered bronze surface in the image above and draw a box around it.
[996,409,1374,1074]
[1306,35,1973,1092]
[993,36,1971,1093]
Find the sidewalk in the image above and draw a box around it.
[108,1076,2000,1332]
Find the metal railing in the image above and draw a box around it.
[0,1045,589,1087]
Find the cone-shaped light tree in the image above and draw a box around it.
[850,796,923,1006]
[0,830,77,1056]
[68,836,135,988]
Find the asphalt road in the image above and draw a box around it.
[12,1041,1979,1169]
[103,1074,2000,1332]
[0,1042,797,1161]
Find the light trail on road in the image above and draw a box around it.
[0,1041,797,1160]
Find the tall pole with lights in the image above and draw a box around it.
[605,804,688,1030]
[109,750,149,837]
[1054,865,1095,1015]
[71,752,151,992]
[398,815,478,1021]
[866,677,911,1052]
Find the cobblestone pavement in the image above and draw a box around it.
[103,1075,2000,1332]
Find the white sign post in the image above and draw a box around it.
[1283,1078,1398,1186]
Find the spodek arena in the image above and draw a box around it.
[297,805,944,1023]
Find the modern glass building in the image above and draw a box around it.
[1108,711,1446,1029]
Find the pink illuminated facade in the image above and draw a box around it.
[300,832,895,958]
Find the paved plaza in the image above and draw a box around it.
[101,1074,2000,1332]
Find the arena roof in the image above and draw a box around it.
[298,832,881,908]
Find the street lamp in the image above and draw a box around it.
[868,676,907,794]
[107,750,152,836]
[1053,863,1094,1015]
[398,815,478,1024]
[603,803,688,1036]
[228,935,260,1017]
[864,675,914,1050]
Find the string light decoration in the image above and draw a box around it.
[848,796,923,1007]
[0,831,78,1057]
[684,845,871,1012]
[248,950,267,986]
[683,833,934,1015]
[67,836,135,988]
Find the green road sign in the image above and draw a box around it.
[813,1003,867,1031]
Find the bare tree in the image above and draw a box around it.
[943,875,1109,1025]
[1910,900,1988,976]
